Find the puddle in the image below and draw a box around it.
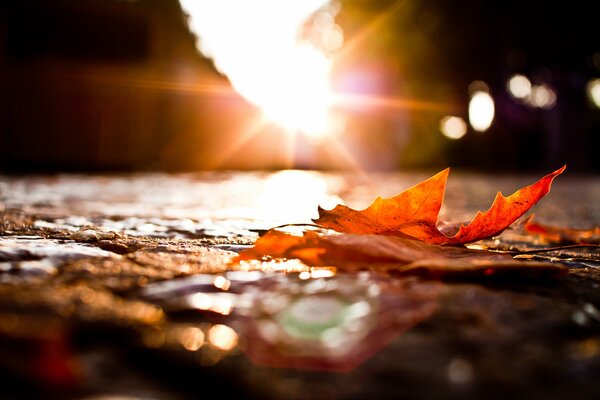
[141,271,440,371]
[0,237,118,276]
[35,216,259,239]
[1,172,345,227]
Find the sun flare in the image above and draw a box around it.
[179,0,341,138]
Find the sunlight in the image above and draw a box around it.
[179,0,341,137]
[336,0,406,61]
[335,92,450,113]
[258,170,341,224]
[257,45,334,136]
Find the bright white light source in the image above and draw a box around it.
[321,24,344,52]
[529,84,557,109]
[587,79,600,108]
[468,88,495,132]
[179,0,340,137]
[257,170,341,225]
[439,116,467,139]
[507,74,532,100]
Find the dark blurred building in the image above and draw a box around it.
[0,0,598,172]
[0,0,255,172]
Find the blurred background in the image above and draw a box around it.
[0,0,598,173]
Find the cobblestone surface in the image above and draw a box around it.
[0,170,599,399]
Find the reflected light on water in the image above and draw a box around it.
[298,271,312,280]
[508,74,532,100]
[238,259,313,274]
[208,324,239,351]
[259,170,342,224]
[188,293,234,315]
[179,0,341,137]
[180,327,205,352]
[439,116,467,140]
[468,82,495,132]
[299,267,337,280]
[587,79,600,108]
[213,275,231,291]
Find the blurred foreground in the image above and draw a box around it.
[0,170,599,399]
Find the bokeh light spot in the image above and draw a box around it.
[508,74,532,100]
[179,0,340,137]
[529,84,557,109]
[468,84,495,132]
[439,116,467,140]
[587,79,600,108]
[208,324,239,351]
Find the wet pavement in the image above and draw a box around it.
[0,170,599,399]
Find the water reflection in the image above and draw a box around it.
[139,322,239,365]
[180,326,205,352]
[11,170,343,235]
[187,292,234,315]
[142,271,439,371]
[249,276,378,360]
[258,170,342,225]
[207,324,239,351]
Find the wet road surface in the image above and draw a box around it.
[1,170,599,399]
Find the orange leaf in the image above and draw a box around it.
[314,165,566,245]
[525,218,600,244]
[234,229,566,278]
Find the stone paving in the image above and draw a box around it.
[0,170,599,399]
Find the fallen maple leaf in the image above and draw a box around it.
[234,166,569,278]
[235,229,566,278]
[524,217,600,244]
[314,165,566,245]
